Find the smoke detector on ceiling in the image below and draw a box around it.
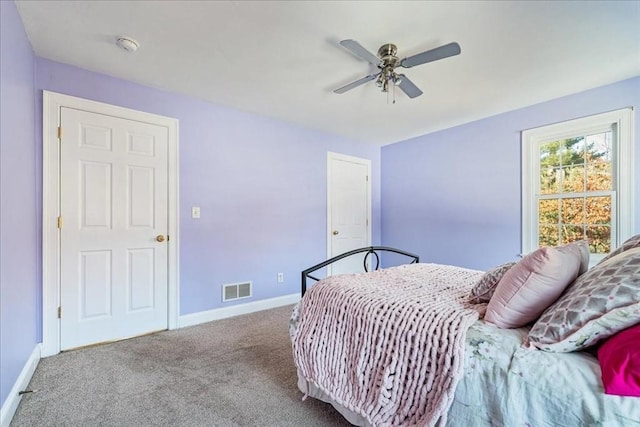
[115,36,139,53]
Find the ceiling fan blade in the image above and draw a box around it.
[333,73,379,94]
[396,74,423,98]
[339,39,381,66]
[400,42,461,68]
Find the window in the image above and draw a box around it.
[522,108,634,264]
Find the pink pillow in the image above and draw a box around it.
[485,246,581,328]
[598,324,640,397]
[555,240,590,275]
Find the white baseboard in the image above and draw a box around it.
[0,344,41,427]
[178,293,300,328]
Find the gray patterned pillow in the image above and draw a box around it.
[528,247,640,352]
[597,234,640,266]
[468,261,517,304]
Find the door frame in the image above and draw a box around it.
[42,91,180,357]
[326,152,371,274]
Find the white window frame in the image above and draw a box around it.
[522,108,634,263]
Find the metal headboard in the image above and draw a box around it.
[301,246,419,296]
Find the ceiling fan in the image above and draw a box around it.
[334,39,461,99]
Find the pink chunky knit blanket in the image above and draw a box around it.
[291,263,482,427]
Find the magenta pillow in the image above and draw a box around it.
[598,324,640,397]
[485,246,581,328]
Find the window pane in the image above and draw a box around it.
[585,196,611,224]
[585,132,612,162]
[561,137,585,166]
[540,141,562,168]
[586,162,612,191]
[561,225,584,243]
[586,225,611,254]
[539,199,559,223]
[540,167,559,195]
[539,225,559,247]
[561,198,584,224]
[561,165,585,193]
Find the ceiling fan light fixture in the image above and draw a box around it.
[382,78,390,93]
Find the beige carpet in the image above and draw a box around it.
[11,305,350,426]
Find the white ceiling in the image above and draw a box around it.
[16,1,640,146]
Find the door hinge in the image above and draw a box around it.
[366,175,369,182]
[57,126,62,140]
[167,235,170,242]
[57,216,63,229]
[366,218,369,227]
[57,306,62,319]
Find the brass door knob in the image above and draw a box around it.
[156,235,166,242]
[332,230,339,235]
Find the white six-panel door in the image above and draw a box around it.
[327,152,371,275]
[59,107,169,350]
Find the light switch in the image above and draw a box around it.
[191,206,201,219]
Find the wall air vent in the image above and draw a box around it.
[222,281,252,302]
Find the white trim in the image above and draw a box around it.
[326,152,372,274]
[42,91,180,357]
[167,120,180,332]
[616,109,635,240]
[0,344,41,427]
[521,108,634,255]
[178,293,300,328]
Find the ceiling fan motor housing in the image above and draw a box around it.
[377,43,401,91]
[378,43,400,68]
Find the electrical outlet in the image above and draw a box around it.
[277,273,284,283]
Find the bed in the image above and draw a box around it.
[289,244,640,426]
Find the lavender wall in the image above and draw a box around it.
[381,77,640,270]
[0,0,38,409]
[2,2,636,412]
[35,58,381,316]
